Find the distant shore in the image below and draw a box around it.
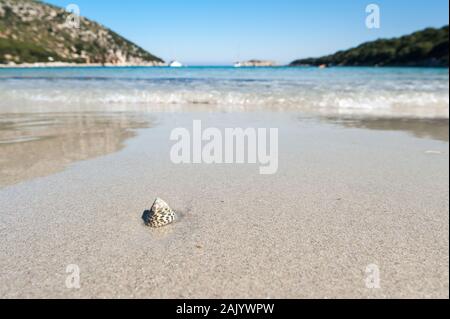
[2,62,449,69]
[0,61,166,68]
[0,61,282,68]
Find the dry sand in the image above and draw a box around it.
[0,112,448,298]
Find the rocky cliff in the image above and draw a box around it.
[0,0,164,65]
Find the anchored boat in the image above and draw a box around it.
[169,60,183,67]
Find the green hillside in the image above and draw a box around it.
[290,26,449,67]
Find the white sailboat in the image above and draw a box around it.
[169,60,183,67]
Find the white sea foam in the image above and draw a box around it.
[0,67,448,118]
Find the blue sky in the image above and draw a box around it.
[45,0,449,65]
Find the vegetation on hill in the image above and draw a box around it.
[290,26,449,67]
[0,0,164,65]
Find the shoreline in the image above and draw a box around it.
[0,62,167,68]
[0,112,448,189]
[0,62,286,69]
[1,63,449,69]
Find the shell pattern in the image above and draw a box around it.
[145,198,176,228]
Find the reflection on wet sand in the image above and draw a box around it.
[0,113,152,188]
[322,117,449,142]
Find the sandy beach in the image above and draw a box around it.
[0,111,448,298]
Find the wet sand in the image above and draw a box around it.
[0,113,151,187]
[0,112,448,298]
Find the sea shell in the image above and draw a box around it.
[143,198,176,228]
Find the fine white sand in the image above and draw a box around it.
[0,112,448,298]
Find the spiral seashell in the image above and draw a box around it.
[143,198,176,228]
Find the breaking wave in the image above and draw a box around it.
[0,67,448,118]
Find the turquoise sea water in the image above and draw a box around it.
[0,66,448,118]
